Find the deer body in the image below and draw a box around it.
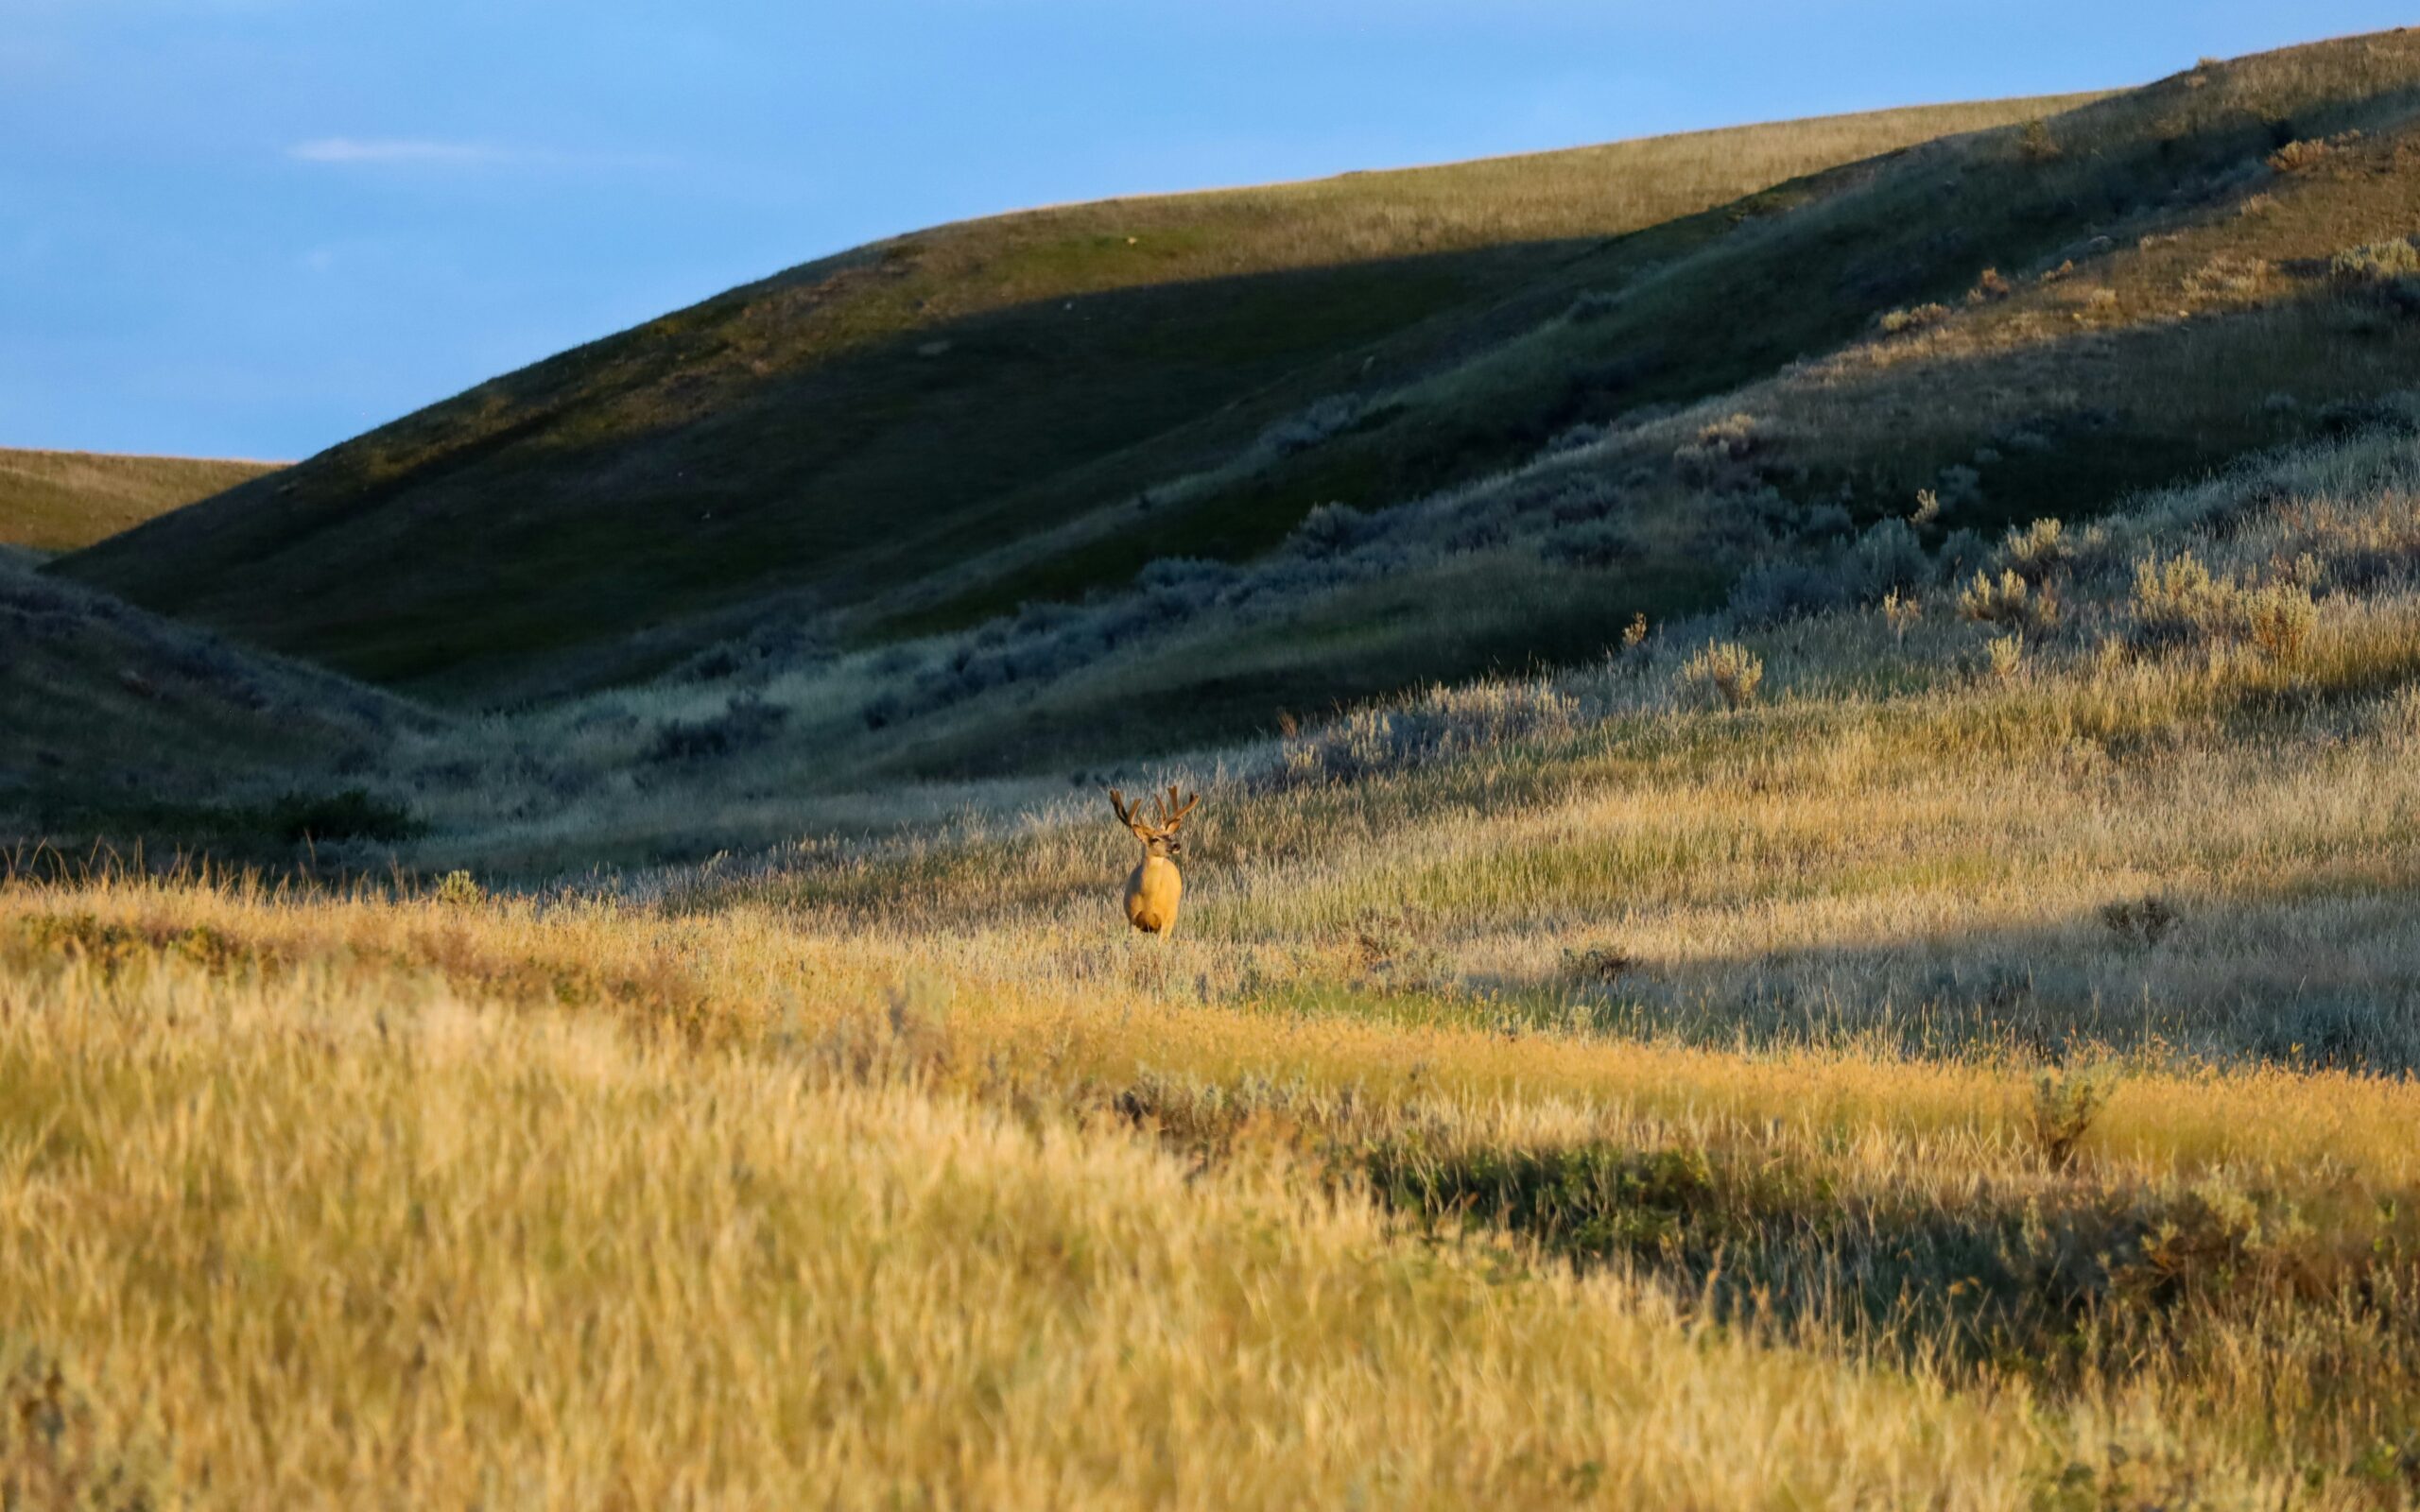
[1124,853,1184,934]
[1109,785,1200,936]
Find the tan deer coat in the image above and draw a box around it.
[1124,854,1184,934]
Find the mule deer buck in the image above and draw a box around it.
[1109,786,1199,935]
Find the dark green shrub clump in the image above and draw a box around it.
[647,695,787,763]
[267,788,424,844]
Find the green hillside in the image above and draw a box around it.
[0,447,280,553]
[53,97,2081,696]
[49,29,2420,797]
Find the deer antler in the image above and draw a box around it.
[1108,788,1134,829]
[1161,787,1201,830]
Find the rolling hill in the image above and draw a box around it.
[51,97,2083,697]
[43,28,2420,802]
[0,447,281,554]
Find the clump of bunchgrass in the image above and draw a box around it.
[1984,632,2026,682]
[1881,588,1923,642]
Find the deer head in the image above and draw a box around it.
[1109,784,1199,860]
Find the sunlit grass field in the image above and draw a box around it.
[0,448,277,554]
[14,422,2420,1504]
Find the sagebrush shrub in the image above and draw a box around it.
[2267,138,2330,173]
[648,695,787,764]
[2127,553,2317,661]
[1958,569,2054,628]
[1272,680,1578,788]
[1935,464,1984,508]
[2129,553,2233,648]
[1677,641,1763,710]
[1877,303,1949,335]
[2182,253,2270,301]
[1851,518,1930,601]
[2330,239,2420,283]
[2001,518,2071,583]
[1728,559,1840,626]
[1292,501,1369,557]
[2029,1068,2111,1172]
[2101,895,2180,947]
[2244,583,2318,662]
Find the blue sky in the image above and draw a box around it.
[5,2,2412,460]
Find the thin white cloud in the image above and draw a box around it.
[288,137,506,165]
[286,138,674,171]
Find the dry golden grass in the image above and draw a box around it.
[9,881,2419,1508]
[0,448,278,553]
[0,945,2068,1510]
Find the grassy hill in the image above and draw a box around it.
[0,447,279,554]
[52,96,2081,696]
[9,400,2420,1503]
[60,32,2420,765]
[147,28,2399,817]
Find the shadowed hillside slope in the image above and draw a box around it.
[53,98,2080,696]
[0,556,438,861]
[0,447,279,553]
